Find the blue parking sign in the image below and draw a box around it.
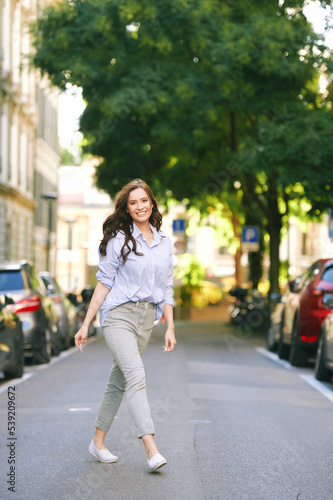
[241,226,260,251]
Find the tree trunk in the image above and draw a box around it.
[231,213,242,286]
[234,247,242,286]
[268,219,281,294]
[248,249,263,290]
[266,174,283,294]
[229,112,242,285]
[242,172,284,294]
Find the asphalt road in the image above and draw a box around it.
[1,321,333,500]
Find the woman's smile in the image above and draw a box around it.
[127,187,153,224]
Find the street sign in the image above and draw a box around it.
[241,226,260,252]
[172,219,186,234]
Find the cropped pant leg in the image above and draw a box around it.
[94,302,156,438]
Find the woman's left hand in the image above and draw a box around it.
[164,327,177,352]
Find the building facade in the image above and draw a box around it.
[56,162,112,293]
[0,0,59,270]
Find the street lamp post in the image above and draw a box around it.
[65,216,77,291]
[42,192,58,273]
[81,242,89,287]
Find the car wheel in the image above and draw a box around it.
[32,327,52,365]
[88,323,96,337]
[51,329,63,356]
[266,325,277,352]
[51,340,61,357]
[315,334,332,382]
[289,316,308,367]
[4,346,24,380]
[33,344,51,364]
[62,334,70,351]
[278,329,289,360]
[62,326,71,351]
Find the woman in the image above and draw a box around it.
[74,178,176,472]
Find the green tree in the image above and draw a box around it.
[33,0,333,292]
[60,146,79,165]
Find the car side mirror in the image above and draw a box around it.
[5,296,14,306]
[0,295,14,310]
[323,294,333,309]
[288,276,302,293]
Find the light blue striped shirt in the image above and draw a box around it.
[96,222,174,326]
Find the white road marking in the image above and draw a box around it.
[256,348,333,404]
[69,408,91,412]
[255,347,292,369]
[0,373,34,395]
[300,374,333,404]
[188,419,212,424]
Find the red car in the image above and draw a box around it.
[278,259,333,366]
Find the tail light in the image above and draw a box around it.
[12,295,42,314]
[300,335,318,343]
[52,296,62,303]
[309,286,324,297]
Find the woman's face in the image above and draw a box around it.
[127,187,153,225]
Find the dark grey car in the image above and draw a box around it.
[315,294,333,382]
[0,295,24,379]
[0,261,57,364]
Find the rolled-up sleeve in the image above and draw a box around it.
[96,237,121,290]
[164,239,174,306]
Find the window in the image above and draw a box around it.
[0,270,24,291]
[322,267,333,284]
[301,262,320,288]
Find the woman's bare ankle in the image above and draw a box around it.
[142,434,158,460]
[93,438,106,450]
[147,447,158,460]
[94,428,107,450]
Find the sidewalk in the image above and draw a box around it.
[176,299,232,322]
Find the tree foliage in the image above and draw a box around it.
[33,0,333,291]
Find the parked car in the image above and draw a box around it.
[277,259,333,366]
[266,293,285,352]
[0,295,24,379]
[71,286,97,338]
[39,272,78,351]
[0,261,58,364]
[314,294,333,382]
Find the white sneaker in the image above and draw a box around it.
[88,439,118,463]
[147,453,167,471]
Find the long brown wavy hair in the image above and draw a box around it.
[99,179,163,262]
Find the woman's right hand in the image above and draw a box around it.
[74,325,89,352]
[73,281,110,352]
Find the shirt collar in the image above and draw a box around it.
[132,222,162,245]
[132,222,142,240]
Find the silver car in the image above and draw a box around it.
[39,272,78,351]
[0,261,57,364]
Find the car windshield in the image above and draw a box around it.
[0,270,24,291]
